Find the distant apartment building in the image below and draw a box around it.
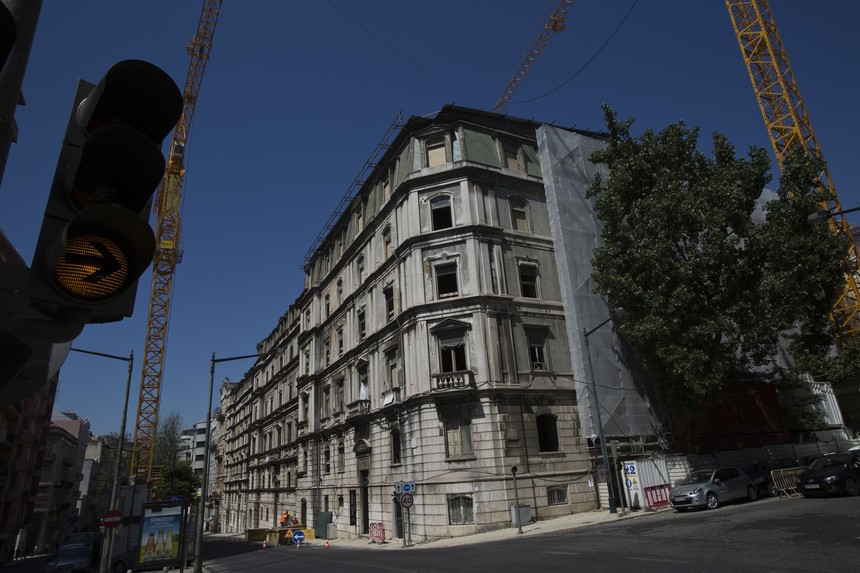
[32,412,90,551]
[214,106,645,542]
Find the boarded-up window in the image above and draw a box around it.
[510,198,529,232]
[436,262,459,298]
[426,137,446,167]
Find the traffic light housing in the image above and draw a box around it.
[27,60,182,324]
[0,2,15,72]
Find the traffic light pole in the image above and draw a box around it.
[193,352,265,573]
[70,347,134,573]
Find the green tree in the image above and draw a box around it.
[152,411,184,467]
[587,105,853,444]
[152,461,201,501]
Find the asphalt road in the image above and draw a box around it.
[203,495,858,573]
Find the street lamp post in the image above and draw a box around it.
[70,348,134,573]
[583,313,623,515]
[193,352,264,573]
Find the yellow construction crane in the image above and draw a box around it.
[130,0,222,482]
[726,0,860,338]
[492,0,574,113]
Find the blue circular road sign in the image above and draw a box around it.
[291,530,306,544]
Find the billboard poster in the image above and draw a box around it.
[138,501,184,569]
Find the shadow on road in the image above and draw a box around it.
[201,536,264,561]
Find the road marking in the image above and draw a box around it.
[542,551,580,555]
[629,557,688,564]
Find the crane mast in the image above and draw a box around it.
[492,0,574,113]
[726,0,860,337]
[130,0,222,482]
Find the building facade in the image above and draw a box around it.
[215,106,608,542]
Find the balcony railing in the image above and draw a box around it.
[432,370,475,391]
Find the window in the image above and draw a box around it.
[354,204,364,230]
[357,309,366,340]
[356,255,365,284]
[439,331,467,373]
[337,327,344,356]
[322,387,330,418]
[391,429,401,465]
[324,294,330,317]
[510,198,529,232]
[337,279,343,304]
[547,487,567,506]
[383,226,394,258]
[445,419,473,458]
[536,414,559,452]
[324,338,331,366]
[519,264,539,298]
[448,496,474,525]
[338,442,345,472]
[527,330,547,370]
[435,262,459,298]
[426,136,446,167]
[357,363,368,401]
[430,195,453,230]
[301,394,309,423]
[384,286,395,322]
[502,142,520,171]
[382,175,391,201]
[336,379,345,412]
[324,447,331,474]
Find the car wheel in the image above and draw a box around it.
[706,492,719,509]
[767,483,779,497]
[746,485,758,501]
[846,478,860,497]
[801,492,814,498]
[112,560,126,573]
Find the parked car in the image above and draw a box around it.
[795,451,860,497]
[743,458,803,497]
[44,543,94,573]
[669,467,757,511]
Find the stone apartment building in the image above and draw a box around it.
[214,106,622,542]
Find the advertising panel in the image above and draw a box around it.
[138,501,184,569]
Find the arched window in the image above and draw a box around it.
[548,486,567,506]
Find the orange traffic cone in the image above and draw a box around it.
[325,539,330,549]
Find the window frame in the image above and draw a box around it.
[518,262,540,299]
[510,197,530,232]
[536,413,560,453]
[425,135,447,168]
[430,195,454,230]
[444,418,473,459]
[447,495,475,525]
[435,261,459,299]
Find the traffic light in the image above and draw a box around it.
[26,60,182,324]
[0,2,15,72]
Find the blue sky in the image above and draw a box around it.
[2,1,858,436]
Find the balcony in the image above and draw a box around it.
[432,370,476,392]
[346,400,371,420]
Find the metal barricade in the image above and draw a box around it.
[771,467,806,497]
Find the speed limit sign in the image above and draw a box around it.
[400,493,414,508]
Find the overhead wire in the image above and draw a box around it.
[325,0,461,102]
[510,0,640,106]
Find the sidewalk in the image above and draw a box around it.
[209,506,669,551]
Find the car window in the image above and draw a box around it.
[723,468,740,479]
[810,455,847,470]
[682,470,714,484]
[57,546,90,558]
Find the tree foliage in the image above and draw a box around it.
[152,411,185,467]
[587,105,853,420]
[152,461,201,501]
